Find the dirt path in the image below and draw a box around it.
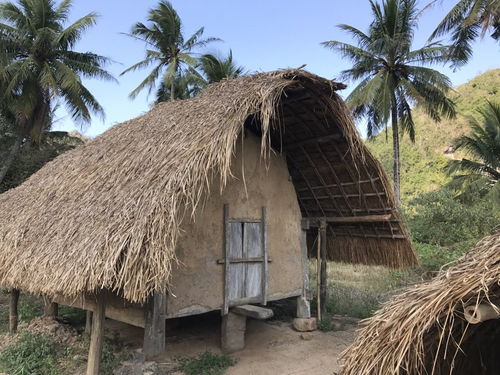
[226,321,356,375]
[133,316,359,375]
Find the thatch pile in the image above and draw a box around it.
[340,232,500,375]
[0,69,416,304]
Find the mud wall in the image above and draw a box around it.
[167,131,303,318]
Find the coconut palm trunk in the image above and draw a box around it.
[171,79,175,101]
[391,104,401,204]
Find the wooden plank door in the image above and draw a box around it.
[244,223,263,299]
[223,206,268,314]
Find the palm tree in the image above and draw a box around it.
[430,0,500,62]
[121,0,219,101]
[154,51,245,103]
[0,0,114,184]
[322,0,457,203]
[447,101,500,202]
[198,50,245,84]
[155,71,202,102]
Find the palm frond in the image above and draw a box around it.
[56,12,98,49]
[128,63,163,99]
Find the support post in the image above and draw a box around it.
[221,311,247,353]
[85,311,93,334]
[316,227,321,322]
[43,297,59,318]
[9,289,20,334]
[86,295,106,375]
[298,219,311,319]
[301,219,310,298]
[223,204,230,315]
[143,292,167,360]
[320,219,328,320]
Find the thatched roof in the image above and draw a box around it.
[340,232,500,375]
[0,69,416,303]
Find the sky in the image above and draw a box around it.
[52,0,500,137]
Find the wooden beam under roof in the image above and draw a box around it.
[308,214,392,226]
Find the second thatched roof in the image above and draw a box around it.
[0,69,416,303]
[340,232,500,375]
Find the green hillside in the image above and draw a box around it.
[367,69,500,204]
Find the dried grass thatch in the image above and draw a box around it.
[0,69,416,303]
[340,232,500,375]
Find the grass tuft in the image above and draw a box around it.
[178,352,237,375]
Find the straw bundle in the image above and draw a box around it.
[340,232,500,375]
[0,69,415,303]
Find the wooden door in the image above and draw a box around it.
[227,221,263,302]
[222,206,268,314]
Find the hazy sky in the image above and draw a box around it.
[52,0,500,137]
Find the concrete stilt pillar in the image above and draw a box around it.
[296,296,311,319]
[221,311,246,353]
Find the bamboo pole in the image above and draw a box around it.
[9,289,20,334]
[320,220,328,319]
[316,227,321,322]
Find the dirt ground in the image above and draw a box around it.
[108,312,358,375]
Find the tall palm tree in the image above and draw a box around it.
[322,0,457,203]
[198,50,245,84]
[447,100,500,202]
[430,0,500,62]
[0,0,114,184]
[121,0,219,101]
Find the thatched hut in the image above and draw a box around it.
[340,232,500,375]
[0,69,416,373]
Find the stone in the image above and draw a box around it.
[232,305,273,320]
[300,333,313,341]
[292,317,317,332]
[221,311,247,353]
[132,349,145,363]
[296,296,311,319]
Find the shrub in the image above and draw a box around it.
[59,306,86,326]
[178,352,236,375]
[0,332,61,375]
[408,189,499,247]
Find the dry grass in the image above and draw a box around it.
[340,232,500,375]
[0,69,415,304]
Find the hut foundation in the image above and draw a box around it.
[221,311,247,353]
[296,296,311,318]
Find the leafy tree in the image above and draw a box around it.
[0,0,114,184]
[0,131,84,193]
[122,0,219,101]
[430,0,500,62]
[322,0,457,203]
[447,100,500,202]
